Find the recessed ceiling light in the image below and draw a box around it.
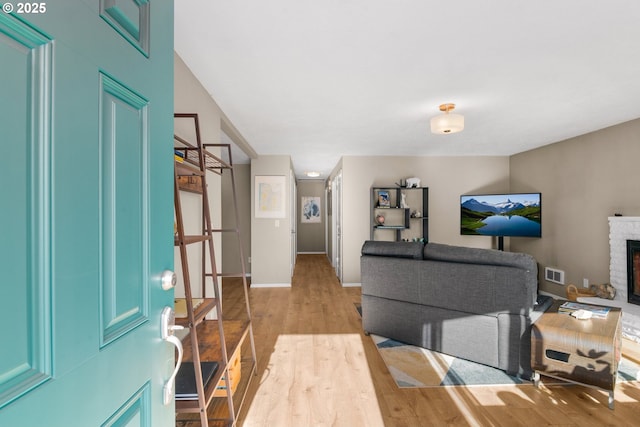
[305,171,321,178]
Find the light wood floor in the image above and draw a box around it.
[222,254,640,427]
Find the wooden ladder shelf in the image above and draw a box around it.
[173,113,257,427]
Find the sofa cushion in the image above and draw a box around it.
[423,242,536,271]
[361,256,421,302]
[361,240,424,260]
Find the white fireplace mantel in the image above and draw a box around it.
[579,217,640,342]
[608,216,640,302]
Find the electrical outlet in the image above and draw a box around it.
[583,278,589,288]
[248,256,251,264]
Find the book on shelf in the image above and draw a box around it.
[175,361,219,400]
[558,301,611,318]
[377,191,390,207]
[174,298,204,318]
[174,149,185,163]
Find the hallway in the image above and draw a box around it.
[236,254,379,426]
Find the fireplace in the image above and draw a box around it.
[605,217,640,342]
[628,240,640,306]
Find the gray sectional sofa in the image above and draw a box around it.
[360,240,552,379]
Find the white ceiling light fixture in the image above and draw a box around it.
[305,171,321,178]
[430,103,464,134]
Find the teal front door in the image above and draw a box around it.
[0,1,175,426]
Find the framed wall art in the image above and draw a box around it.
[301,196,321,223]
[255,175,286,218]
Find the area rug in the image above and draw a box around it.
[371,334,640,388]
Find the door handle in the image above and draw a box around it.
[161,306,184,405]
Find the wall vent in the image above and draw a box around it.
[545,267,565,285]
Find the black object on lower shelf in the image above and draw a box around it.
[175,361,219,400]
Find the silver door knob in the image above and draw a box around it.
[161,270,177,291]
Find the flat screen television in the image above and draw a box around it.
[460,193,541,249]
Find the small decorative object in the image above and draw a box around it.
[566,283,616,301]
[571,309,593,320]
[411,210,422,218]
[375,214,385,225]
[591,283,616,300]
[400,193,408,209]
[377,191,390,207]
[405,177,420,188]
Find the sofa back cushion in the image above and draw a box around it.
[416,261,534,315]
[424,242,536,271]
[361,240,424,260]
[361,256,421,302]
[423,243,538,308]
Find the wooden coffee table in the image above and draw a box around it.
[531,300,622,409]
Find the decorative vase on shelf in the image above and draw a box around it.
[375,214,385,225]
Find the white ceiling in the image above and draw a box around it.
[174,1,640,179]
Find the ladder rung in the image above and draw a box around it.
[206,228,239,233]
[174,235,211,246]
[174,297,218,328]
[206,273,246,278]
[175,161,204,176]
[201,149,231,170]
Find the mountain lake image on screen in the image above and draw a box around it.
[460,193,542,238]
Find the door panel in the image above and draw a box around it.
[100,0,150,56]
[0,1,174,425]
[99,72,149,347]
[0,13,53,406]
[101,383,151,427]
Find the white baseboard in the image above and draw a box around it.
[297,252,326,254]
[250,283,292,288]
[341,282,361,288]
[539,290,563,299]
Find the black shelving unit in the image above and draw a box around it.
[371,186,429,242]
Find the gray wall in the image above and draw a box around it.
[222,163,251,276]
[339,156,510,284]
[510,118,640,297]
[297,180,326,253]
[251,155,294,286]
[173,53,222,299]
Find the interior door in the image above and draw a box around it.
[332,171,343,281]
[0,2,175,426]
[290,170,297,276]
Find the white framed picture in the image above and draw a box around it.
[301,196,321,223]
[255,175,286,218]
